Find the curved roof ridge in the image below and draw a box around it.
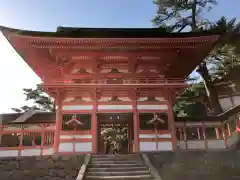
[0,25,224,38]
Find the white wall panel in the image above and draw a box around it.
[75,142,92,152]
[137,105,168,110]
[0,150,18,157]
[62,105,93,111]
[208,140,226,149]
[60,135,92,139]
[139,134,171,138]
[139,141,172,151]
[21,148,41,156]
[98,105,133,110]
[59,142,73,152]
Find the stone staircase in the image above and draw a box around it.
[84,154,155,180]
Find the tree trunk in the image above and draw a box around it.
[191,1,197,31]
[191,1,222,115]
[196,62,223,114]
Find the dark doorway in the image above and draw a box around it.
[96,113,133,154]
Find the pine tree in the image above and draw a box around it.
[153,0,240,114]
[11,84,55,113]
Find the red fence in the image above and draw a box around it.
[0,124,55,157]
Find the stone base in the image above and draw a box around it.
[0,155,85,180]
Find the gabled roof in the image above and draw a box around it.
[0,113,23,125]
[0,111,55,124]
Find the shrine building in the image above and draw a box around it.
[0,26,221,155]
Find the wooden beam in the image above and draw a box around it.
[62,72,167,79]
[44,83,188,91]
[44,51,177,59]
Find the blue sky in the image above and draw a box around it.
[0,0,239,113]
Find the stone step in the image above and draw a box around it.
[88,163,144,168]
[91,157,141,162]
[86,170,151,176]
[85,174,154,180]
[87,166,149,172]
[90,160,142,165]
[91,154,141,159]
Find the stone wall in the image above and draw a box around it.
[0,155,85,180]
[146,150,240,180]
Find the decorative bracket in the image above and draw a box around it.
[65,114,84,127]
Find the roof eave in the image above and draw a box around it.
[0,25,224,39]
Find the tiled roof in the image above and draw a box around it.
[0,112,55,124]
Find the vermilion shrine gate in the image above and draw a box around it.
[0,26,222,155]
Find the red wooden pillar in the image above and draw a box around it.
[91,90,98,154]
[91,113,97,153]
[40,125,45,155]
[53,91,63,154]
[202,122,208,149]
[132,91,139,152]
[19,125,24,156]
[133,111,139,152]
[197,128,201,139]
[215,127,220,139]
[227,121,231,136]
[183,122,188,149]
[127,123,131,152]
[222,122,228,148]
[165,91,177,151]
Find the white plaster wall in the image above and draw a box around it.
[178,141,186,149]
[137,97,148,101]
[82,97,93,102]
[137,105,168,110]
[155,97,166,101]
[186,140,205,149]
[219,97,233,111]
[59,142,73,152]
[178,140,228,149]
[64,97,75,102]
[62,105,93,111]
[233,96,240,106]
[139,134,171,138]
[157,142,173,151]
[227,132,240,147]
[0,150,18,157]
[137,97,165,102]
[118,97,131,101]
[60,135,92,139]
[0,148,54,157]
[21,148,41,156]
[43,148,54,156]
[207,140,226,149]
[98,97,111,101]
[98,105,133,110]
[75,142,92,152]
[140,142,157,151]
[219,95,240,111]
[139,141,172,151]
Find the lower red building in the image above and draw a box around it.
[0,26,221,155]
